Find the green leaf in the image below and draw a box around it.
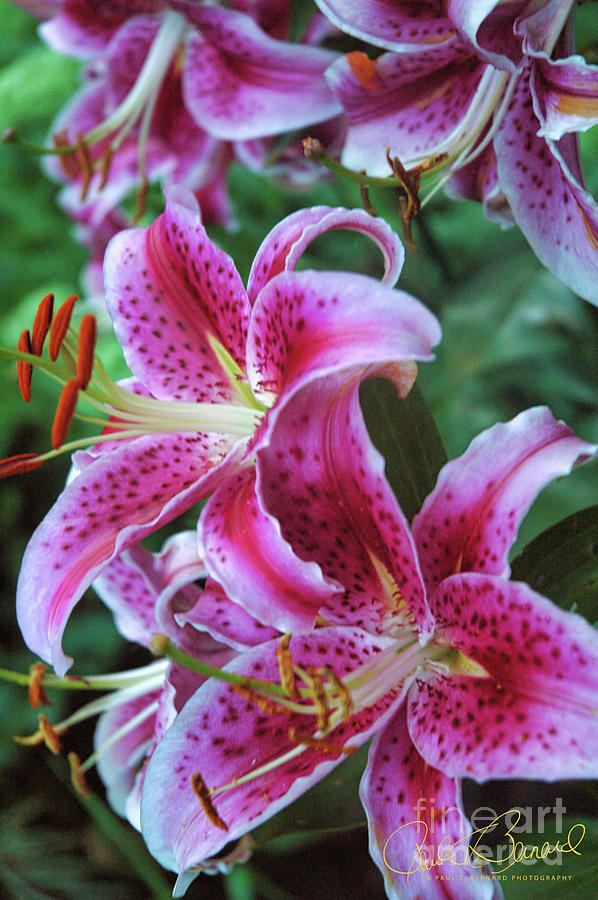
[510,506,598,624]
[360,379,447,521]
[497,817,598,899]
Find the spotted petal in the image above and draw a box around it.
[534,54,598,141]
[412,407,597,591]
[494,64,598,305]
[104,186,251,404]
[180,5,341,141]
[140,628,400,889]
[16,432,247,676]
[256,371,433,638]
[247,206,405,303]
[326,47,486,177]
[246,269,441,404]
[313,0,456,53]
[361,705,500,900]
[200,467,342,633]
[409,574,598,781]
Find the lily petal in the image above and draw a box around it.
[256,371,433,638]
[412,407,597,590]
[534,54,598,141]
[247,269,441,403]
[92,549,162,649]
[140,627,400,883]
[177,576,279,651]
[104,186,251,403]
[247,205,405,303]
[180,6,341,141]
[313,0,455,53]
[327,47,486,177]
[16,432,247,676]
[494,63,598,305]
[361,705,500,900]
[200,467,341,633]
[409,573,598,781]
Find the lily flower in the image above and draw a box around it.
[7,188,440,677]
[138,407,598,897]
[12,0,342,229]
[319,0,598,304]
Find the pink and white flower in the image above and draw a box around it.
[319,0,598,304]
[13,189,440,677]
[138,407,598,898]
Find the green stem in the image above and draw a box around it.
[153,636,289,698]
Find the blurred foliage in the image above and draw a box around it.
[1,0,598,899]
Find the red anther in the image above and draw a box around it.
[0,453,43,479]
[68,752,90,798]
[76,314,97,389]
[190,771,229,831]
[53,129,80,179]
[28,662,52,709]
[49,294,78,361]
[98,144,113,191]
[17,328,33,402]
[76,132,94,201]
[39,714,62,754]
[31,292,54,356]
[51,378,79,450]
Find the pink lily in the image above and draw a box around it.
[15,0,342,232]
[11,188,440,677]
[320,0,598,304]
[91,529,277,830]
[139,407,598,897]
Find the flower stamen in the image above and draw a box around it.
[191,771,229,831]
[287,726,356,756]
[17,329,33,402]
[31,293,54,356]
[276,633,298,699]
[76,314,97,390]
[49,294,78,361]
[28,662,52,709]
[69,752,90,798]
[51,378,80,449]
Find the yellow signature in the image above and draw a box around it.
[383,809,585,880]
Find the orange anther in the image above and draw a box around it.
[276,633,298,699]
[76,314,97,389]
[68,752,90,798]
[17,328,33,402]
[28,662,52,709]
[98,144,113,191]
[39,713,62,754]
[190,771,229,831]
[346,51,383,92]
[51,378,79,449]
[76,131,94,200]
[232,684,291,717]
[49,294,78,361]
[0,453,43,479]
[288,727,356,756]
[31,292,54,356]
[53,129,80,178]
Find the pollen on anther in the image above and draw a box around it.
[190,771,229,831]
[31,293,54,356]
[28,662,52,709]
[76,314,97,389]
[49,294,78,361]
[52,378,80,449]
[17,328,33,402]
[69,751,90,798]
[276,633,298,699]
[0,453,43,479]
